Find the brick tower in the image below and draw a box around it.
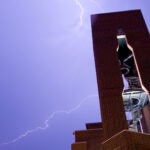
[71,10,150,150]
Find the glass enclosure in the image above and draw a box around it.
[117,34,149,132]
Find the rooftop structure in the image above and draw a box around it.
[72,10,150,150]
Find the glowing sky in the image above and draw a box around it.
[0,0,150,150]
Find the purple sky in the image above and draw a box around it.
[0,1,150,150]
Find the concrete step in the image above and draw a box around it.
[86,122,102,130]
[72,128,103,150]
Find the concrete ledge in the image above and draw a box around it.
[102,130,150,150]
[74,129,103,142]
[73,129,103,150]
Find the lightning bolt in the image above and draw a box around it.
[73,0,84,29]
[0,0,103,146]
[73,0,103,30]
[0,94,98,146]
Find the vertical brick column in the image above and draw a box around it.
[91,11,128,140]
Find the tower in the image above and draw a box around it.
[72,10,150,150]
